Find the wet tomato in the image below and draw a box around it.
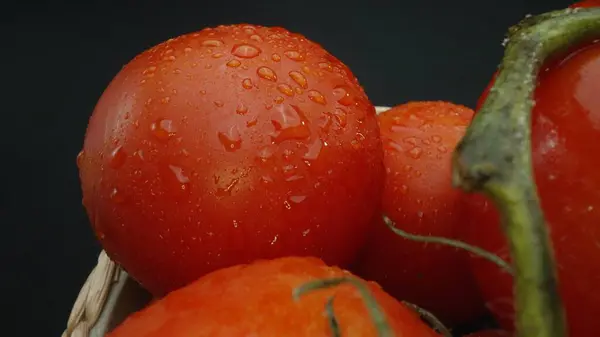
[464,38,600,336]
[571,0,600,8]
[353,102,485,326]
[107,257,440,337]
[78,24,384,296]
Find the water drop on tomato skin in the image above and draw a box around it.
[270,105,311,143]
[333,86,354,106]
[202,40,224,47]
[406,146,423,159]
[231,44,262,58]
[214,100,224,107]
[217,125,243,152]
[308,90,326,105]
[226,59,241,68]
[303,138,323,161]
[289,195,307,203]
[271,53,281,62]
[289,71,308,88]
[150,119,177,142]
[283,50,305,61]
[109,146,127,169]
[257,66,277,81]
[242,78,254,89]
[236,103,248,115]
[76,150,85,168]
[110,187,126,203]
[277,84,294,97]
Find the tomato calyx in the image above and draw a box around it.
[452,7,600,337]
[294,276,394,337]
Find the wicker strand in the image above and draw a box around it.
[62,251,118,337]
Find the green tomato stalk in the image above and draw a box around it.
[452,7,600,337]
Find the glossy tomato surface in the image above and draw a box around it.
[78,25,384,295]
[353,102,485,326]
[465,40,600,335]
[108,257,440,337]
[571,0,600,8]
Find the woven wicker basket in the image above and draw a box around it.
[63,106,392,337]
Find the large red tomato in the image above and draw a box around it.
[352,102,485,326]
[571,0,600,8]
[108,257,441,337]
[78,24,384,296]
[464,37,600,336]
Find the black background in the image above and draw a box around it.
[2,0,573,335]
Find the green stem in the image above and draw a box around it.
[382,214,513,275]
[452,7,600,337]
[293,276,394,337]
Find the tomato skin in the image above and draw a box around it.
[107,257,440,337]
[571,0,600,8]
[466,41,600,335]
[464,330,511,337]
[352,102,486,325]
[78,25,384,296]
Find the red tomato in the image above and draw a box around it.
[571,0,600,8]
[107,257,440,337]
[464,39,600,336]
[352,102,485,325]
[465,330,511,337]
[78,24,384,296]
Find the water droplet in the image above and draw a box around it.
[277,84,294,96]
[318,62,333,72]
[202,39,224,47]
[437,145,448,153]
[242,78,253,89]
[431,135,442,143]
[289,195,307,203]
[332,109,347,128]
[270,105,311,143]
[308,90,326,105]
[283,50,305,61]
[214,100,224,107]
[283,201,292,210]
[246,117,258,128]
[216,177,240,196]
[250,34,263,42]
[231,44,261,58]
[407,147,423,159]
[289,71,308,88]
[236,103,248,115]
[168,165,191,185]
[301,66,311,74]
[274,96,284,104]
[351,133,366,149]
[400,185,409,194]
[150,119,177,142]
[109,146,127,169]
[257,66,277,81]
[110,187,125,203]
[261,175,273,184]
[226,59,241,68]
[233,220,239,228]
[76,151,85,168]
[403,137,418,146]
[257,146,275,162]
[271,234,279,244]
[271,53,281,62]
[333,86,354,106]
[217,125,243,152]
[303,138,323,161]
[212,52,224,58]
